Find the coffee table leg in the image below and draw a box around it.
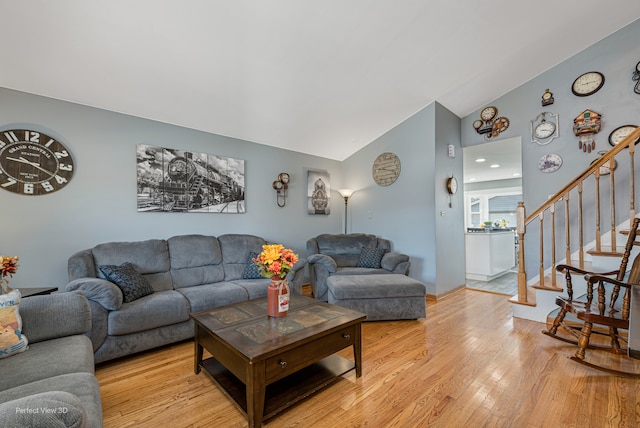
[194,325,203,374]
[246,361,266,427]
[354,322,362,378]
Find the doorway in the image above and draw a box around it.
[463,136,522,295]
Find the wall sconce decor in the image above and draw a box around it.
[272,172,290,207]
[337,188,355,234]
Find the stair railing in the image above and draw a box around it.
[515,127,640,303]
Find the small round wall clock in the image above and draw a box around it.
[538,153,563,173]
[0,129,74,195]
[608,125,638,146]
[446,176,458,208]
[372,152,401,186]
[571,71,605,97]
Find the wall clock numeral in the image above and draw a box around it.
[0,128,75,196]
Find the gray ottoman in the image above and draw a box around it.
[327,274,426,321]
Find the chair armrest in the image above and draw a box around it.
[307,254,337,273]
[20,291,91,343]
[556,264,618,277]
[584,273,632,289]
[381,252,410,272]
[62,278,123,311]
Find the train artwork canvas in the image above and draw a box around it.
[136,144,245,213]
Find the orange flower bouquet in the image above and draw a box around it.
[252,244,299,280]
[0,256,19,294]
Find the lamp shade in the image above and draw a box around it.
[338,188,355,198]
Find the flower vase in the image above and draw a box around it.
[267,278,289,317]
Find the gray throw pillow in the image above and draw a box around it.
[242,252,263,279]
[356,248,387,268]
[99,262,154,303]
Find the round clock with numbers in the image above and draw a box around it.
[0,129,74,195]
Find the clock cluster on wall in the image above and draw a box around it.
[472,106,510,140]
[528,61,640,173]
[0,128,74,195]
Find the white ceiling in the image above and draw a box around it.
[1,1,639,160]
[463,137,522,184]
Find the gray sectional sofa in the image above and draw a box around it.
[0,291,103,428]
[60,233,306,363]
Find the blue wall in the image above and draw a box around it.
[341,102,465,296]
[461,19,640,276]
[0,88,342,288]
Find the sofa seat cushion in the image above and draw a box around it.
[336,267,392,276]
[229,278,270,300]
[108,290,189,336]
[177,282,250,313]
[0,372,102,428]
[0,335,94,392]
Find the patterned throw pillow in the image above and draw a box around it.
[242,252,263,279]
[99,262,154,303]
[356,248,387,269]
[0,289,29,359]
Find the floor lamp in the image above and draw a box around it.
[337,189,355,234]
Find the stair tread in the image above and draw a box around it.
[532,273,563,292]
[587,246,625,257]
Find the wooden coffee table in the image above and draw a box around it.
[191,294,366,427]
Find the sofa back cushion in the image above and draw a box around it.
[314,233,382,267]
[168,235,225,288]
[91,239,173,291]
[218,234,267,280]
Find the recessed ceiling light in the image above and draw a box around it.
[513,173,521,177]
[475,158,486,163]
[469,178,476,181]
[490,164,500,168]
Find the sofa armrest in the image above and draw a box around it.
[286,259,307,294]
[381,252,410,273]
[0,391,87,428]
[20,291,91,344]
[62,278,123,311]
[307,254,337,273]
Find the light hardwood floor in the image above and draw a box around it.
[95,290,640,427]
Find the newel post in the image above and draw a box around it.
[516,202,527,302]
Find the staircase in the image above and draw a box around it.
[510,127,640,322]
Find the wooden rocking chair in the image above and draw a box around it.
[568,252,640,377]
[543,217,640,346]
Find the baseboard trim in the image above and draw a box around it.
[426,284,466,302]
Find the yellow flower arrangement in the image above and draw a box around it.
[252,244,299,280]
[0,256,19,293]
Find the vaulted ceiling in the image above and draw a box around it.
[2,1,639,160]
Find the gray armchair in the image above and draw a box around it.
[306,233,410,301]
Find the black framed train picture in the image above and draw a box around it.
[136,145,245,213]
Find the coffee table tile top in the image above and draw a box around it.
[235,306,343,344]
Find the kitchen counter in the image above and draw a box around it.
[465,230,515,281]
